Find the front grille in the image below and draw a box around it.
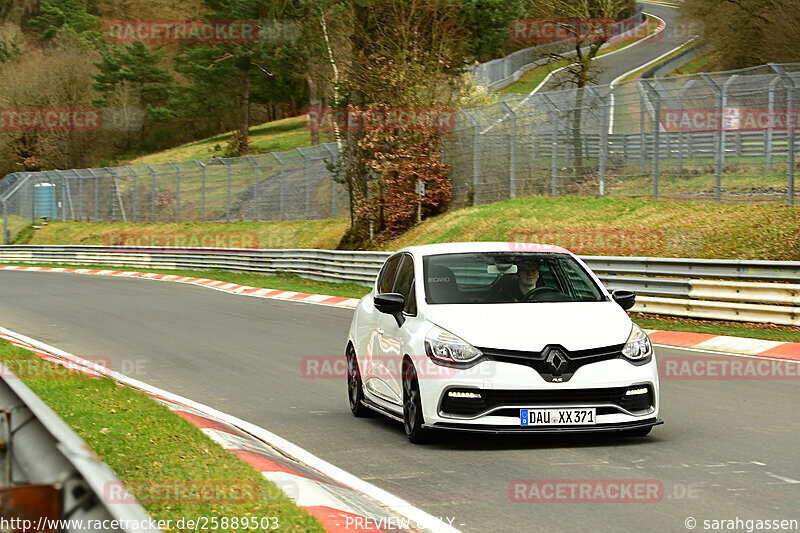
[439,385,654,417]
[478,343,625,382]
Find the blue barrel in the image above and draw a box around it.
[34,183,57,219]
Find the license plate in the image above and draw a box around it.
[520,408,596,426]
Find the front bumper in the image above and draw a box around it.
[427,418,663,434]
[413,355,661,430]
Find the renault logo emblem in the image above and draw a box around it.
[545,348,567,375]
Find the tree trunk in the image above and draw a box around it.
[307,73,320,146]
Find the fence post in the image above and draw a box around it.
[462,111,481,205]
[587,87,608,197]
[125,166,137,222]
[145,164,156,223]
[297,147,312,218]
[105,167,127,223]
[86,168,100,221]
[700,73,723,203]
[500,102,517,198]
[540,94,560,197]
[1,197,7,244]
[272,152,285,220]
[642,81,661,199]
[639,83,647,175]
[55,170,74,221]
[323,144,338,217]
[72,170,83,221]
[767,77,780,171]
[246,155,259,221]
[677,80,696,176]
[769,64,796,206]
[721,75,738,169]
[194,160,206,222]
[220,159,232,221]
[167,162,180,222]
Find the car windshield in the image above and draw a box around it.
[423,252,606,304]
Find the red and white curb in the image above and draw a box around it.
[0,326,459,533]
[0,265,361,309]
[645,330,800,361]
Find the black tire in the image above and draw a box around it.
[346,347,371,417]
[402,360,431,444]
[622,426,652,437]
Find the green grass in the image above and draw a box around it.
[1,262,372,298]
[385,196,800,261]
[22,220,349,250]
[668,50,722,76]
[0,339,324,532]
[499,14,660,95]
[633,313,800,343]
[127,115,313,166]
[4,215,33,243]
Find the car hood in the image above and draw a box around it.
[423,301,632,352]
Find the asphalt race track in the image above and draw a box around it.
[1,271,798,532]
[539,2,691,92]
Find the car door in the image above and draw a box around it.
[363,253,403,403]
[378,253,417,402]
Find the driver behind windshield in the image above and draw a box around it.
[490,257,545,302]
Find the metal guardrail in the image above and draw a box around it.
[0,246,797,325]
[0,363,159,533]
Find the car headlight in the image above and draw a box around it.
[622,324,652,361]
[424,325,482,364]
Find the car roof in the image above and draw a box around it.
[397,241,572,257]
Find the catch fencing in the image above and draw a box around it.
[3,63,800,243]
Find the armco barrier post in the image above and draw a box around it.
[770,63,796,206]
[194,160,206,221]
[500,102,517,198]
[168,161,180,222]
[700,73,723,203]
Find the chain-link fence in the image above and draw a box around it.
[446,62,800,207]
[1,143,349,242]
[3,63,800,244]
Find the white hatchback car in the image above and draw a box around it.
[346,242,662,443]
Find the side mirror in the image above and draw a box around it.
[374,293,405,326]
[612,289,636,311]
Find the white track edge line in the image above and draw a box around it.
[529,12,666,97]
[654,343,800,362]
[0,325,460,533]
